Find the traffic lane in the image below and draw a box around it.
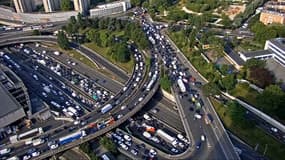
[200,93,239,160]
[148,100,184,133]
[25,43,124,92]
[70,42,129,81]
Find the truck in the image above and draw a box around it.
[104,117,115,126]
[156,129,178,147]
[58,130,86,146]
[146,74,157,91]
[101,104,113,114]
[67,107,78,115]
[7,156,19,160]
[177,78,186,93]
[18,127,43,140]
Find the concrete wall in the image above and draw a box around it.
[0,6,78,23]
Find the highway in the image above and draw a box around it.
[0,17,239,160]
[0,33,165,160]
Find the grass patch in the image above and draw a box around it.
[84,42,134,74]
[230,83,259,106]
[211,98,285,160]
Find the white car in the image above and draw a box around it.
[117,114,123,119]
[124,135,132,141]
[201,135,206,141]
[131,149,138,155]
[121,105,126,110]
[31,151,40,157]
[194,113,202,119]
[149,149,157,158]
[125,141,132,146]
[73,120,80,125]
[171,148,179,153]
[119,143,128,150]
[23,155,31,160]
[271,127,278,133]
[143,114,152,121]
[50,144,58,150]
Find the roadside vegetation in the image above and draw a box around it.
[58,14,149,73]
[99,136,118,155]
[80,142,100,160]
[211,98,285,160]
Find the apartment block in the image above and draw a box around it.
[13,0,34,13]
[43,0,60,13]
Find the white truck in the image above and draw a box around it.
[177,78,186,93]
[156,129,178,147]
[32,138,45,146]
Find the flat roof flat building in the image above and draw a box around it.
[13,0,34,13]
[0,64,31,129]
[240,38,285,67]
[90,0,131,17]
[43,0,60,13]
[74,0,90,15]
[260,9,285,25]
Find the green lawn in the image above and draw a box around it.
[230,83,259,106]
[211,98,285,160]
[84,42,134,74]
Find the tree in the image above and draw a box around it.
[160,74,171,92]
[32,30,41,35]
[61,0,72,11]
[202,82,220,96]
[86,29,97,42]
[244,58,265,69]
[100,137,118,154]
[57,31,70,50]
[220,74,237,92]
[227,101,254,129]
[131,0,142,6]
[248,67,274,88]
[111,43,131,63]
[256,85,285,114]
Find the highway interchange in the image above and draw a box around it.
[0,12,244,160]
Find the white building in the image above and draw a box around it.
[43,0,60,13]
[240,38,285,67]
[90,0,131,17]
[74,0,90,15]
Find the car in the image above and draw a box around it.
[143,114,152,121]
[271,127,278,133]
[124,135,132,141]
[73,120,80,125]
[31,151,40,157]
[196,142,202,150]
[151,108,158,113]
[131,149,138,155]
[119,143,128,150]
[50,144,58,150]
[149,149,157,158]
[117,114,123,119]
[201,135,206,141]
[194,113,202,119]
[23,155,31,160]
[125,141,132,146]
[121,105,126,110]
[171,148,179,153]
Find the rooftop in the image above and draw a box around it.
[269,38,285,51]
[0,83,21,118]
[242,50,273,58]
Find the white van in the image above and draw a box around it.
[0,148,11,155]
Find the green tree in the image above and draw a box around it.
[227,101,254,129]
[86,29,97,42]
[160,73,171,92]
[100,137,118,154]
[57,31,70,50]
[248,67,274,88]
[220,74,237,92]
[32,30,41,35]
[202,82,220,96]
[244,58,265,69]
[131,0,142,6]
[112,43,131,63]
[256,85,285,114]
[61,0,72,11]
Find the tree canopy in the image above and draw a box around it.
[57,31,70,50]
[61,0,72,11]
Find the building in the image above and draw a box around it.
[43,0,60,13]
[240,38,285,67]
[265,1,285,11]
[260,9,285,25]
[90,0,131,17]
[0,64,31,129]
[74,0,90,15]
[13,0,34,13]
